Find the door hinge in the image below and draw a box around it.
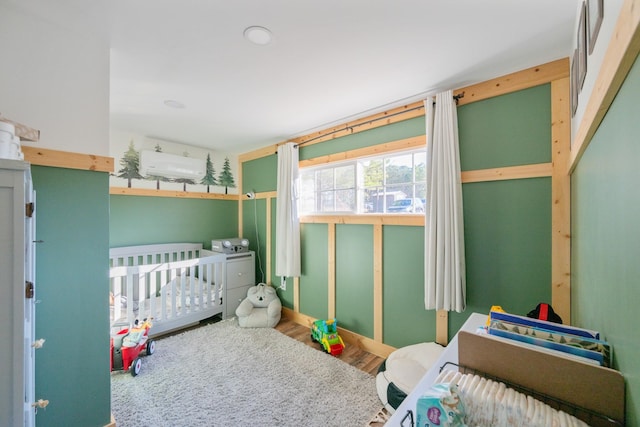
[25,202,34,218]
[25,281,34,299]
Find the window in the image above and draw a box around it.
[299,149,426,214]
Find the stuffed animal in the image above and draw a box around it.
[235,283,282,328]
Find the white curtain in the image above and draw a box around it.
[275,142,301,278]
[424,90,466,312]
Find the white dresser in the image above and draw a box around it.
[223,251,256,319]
[0,159,37,427]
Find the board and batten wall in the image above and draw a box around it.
[239,58,571,356]
[569,0,640,424]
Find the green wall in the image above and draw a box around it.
[571,53,640,425]
[31,166,111,427]
[109,195,238,248]
[458,84,551,170]
[335,224,375,338]
[242,155,277,194]
[242,84,553,347]
[383,226,437,348]
[300,117,425,160]
[299,223,329,318]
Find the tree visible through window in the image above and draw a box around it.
[299,149,426,214]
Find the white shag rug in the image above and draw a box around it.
[111,319,382,427]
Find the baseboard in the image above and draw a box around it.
[105,413,116,427]
[281,307,396,358]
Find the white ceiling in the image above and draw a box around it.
[14,0,581,154]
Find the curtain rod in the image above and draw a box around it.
[275,92,464,153]
[296,92,464,148]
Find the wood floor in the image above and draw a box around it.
[274,316,385,376]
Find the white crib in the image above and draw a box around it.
[109,243,227,336]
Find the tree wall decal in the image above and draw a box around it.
[117,140,143,188]
[217,157,236,194]
[174,177,196,192]
[200,153,217,193]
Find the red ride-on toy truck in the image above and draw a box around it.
[110,318,155,376]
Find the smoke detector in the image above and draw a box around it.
[244,26,273,45]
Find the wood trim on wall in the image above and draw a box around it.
[461,163,552,183]
[293,277,300,312]
[455,58,569,107]
[301,214,425,226]
[110,187,237,200]
[551,78,572,324]
[105,414,116,427]
[238,162,244,238]
[23,146,114,173]
[436,310,449,346]
[373,224,383,342]
[281,307,395,358]
[569,0,640,172]
[265,197,272,286]
[328,223,336,318]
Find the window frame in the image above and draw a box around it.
[298,148,426,216]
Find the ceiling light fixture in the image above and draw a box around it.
[244,26,273,45]
[164,99,185,109]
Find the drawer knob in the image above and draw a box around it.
[237,272,243,276]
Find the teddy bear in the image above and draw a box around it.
[235,283,282,328]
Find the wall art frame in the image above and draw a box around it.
[577,2,588,92]
[571,48,579,117]
[587,0,603,55]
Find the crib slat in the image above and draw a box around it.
[126,271,134,324]
[149,272,156,322]
[180,267,187,316]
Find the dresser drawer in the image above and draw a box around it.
[226,255,255,289]
[226,284,253,318]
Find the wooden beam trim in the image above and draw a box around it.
[328,223,336,318]
[455,58,569,107]
[291,106,425,147]
[461,163,553,183]
[373,224,383,342]
[23,146,113,173]
[569,0,640,172]
[109,187,237,200]
[238,159,244,237]
[293,277,300,313]
[299,135,425,169]
[301,214,425,226]
[239,145,278,163]
[281,307,395,358]
[266,197,272,286]
[436,310,449,346]
[253,191,277,199]
[551,78,572,324]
